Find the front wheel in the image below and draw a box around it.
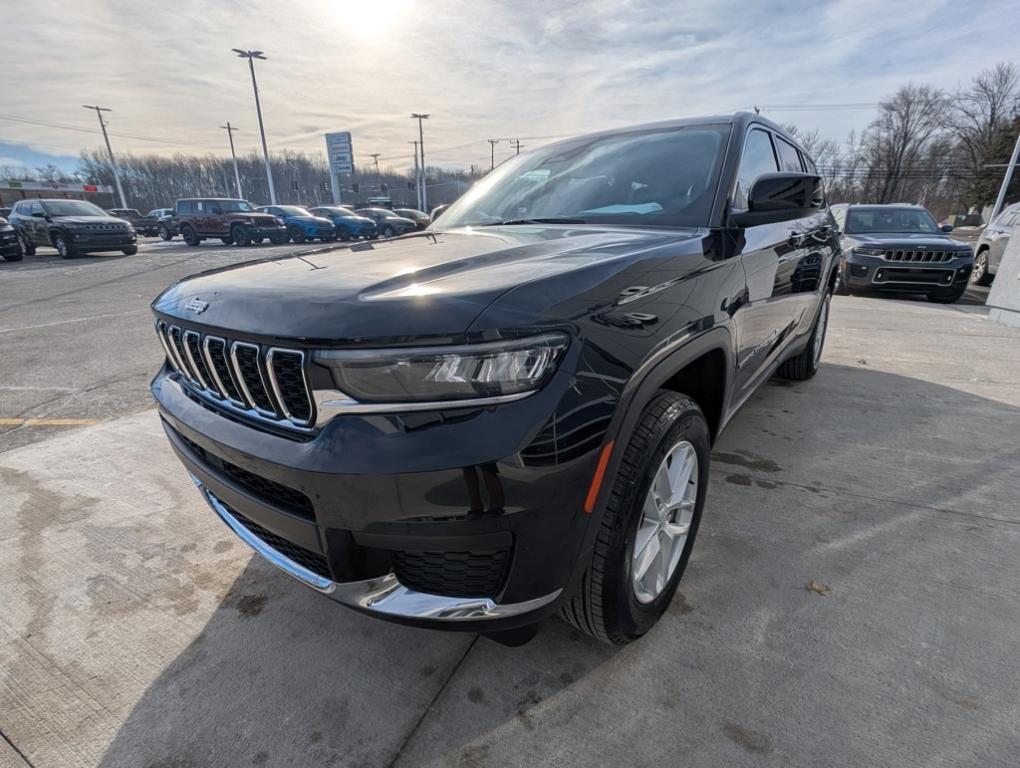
[251,237,264,244]
[17,233,35,256]
[53,232,77,259]
[288,226,306,244]
[777,293,829,381]
[231,225,251,247]
[122,246,137,256]
[561,392,710,645]
[972,250,993,286]
[158,225,173,241]
[269,231,288,245]
[380,225,395,238]
[338,228,351,241]
[2,249,23,262]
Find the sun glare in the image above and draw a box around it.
[329,0,410,37]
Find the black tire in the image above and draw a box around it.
[972,249,993,286]
[380,225,395,238]
[2,249,23,262]
[220,236,234,245]
[777,292,830,380]
[288,226,306,244]
[927,287,967,304]
[338,228,351,241]
[231,224,251,247]
[251,237,264,244]
[122,246,137,256]
[269,231,288,245]
[561,392,710,645]
[158,225,173,241]
[17,233,35,256]
[181,225,201,247]
[53,232,77,259]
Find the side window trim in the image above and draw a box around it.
[731,126,779,213]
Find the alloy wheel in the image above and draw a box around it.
[631,440,698,604]
[973,253,986,282]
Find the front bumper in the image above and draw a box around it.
[246,225,288,238]
[152,355,606,631]
[70,231,137,251]
[840,252,973,294]
[0,229,19,256]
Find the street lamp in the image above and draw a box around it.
[232,48,277,204]
[220,122,243,199]
[411,113,429,211]
[82,105,127,208]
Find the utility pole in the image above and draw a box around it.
[232,49,277,204]
[487,138,499,171]
[82,105,127,208]
[369,153,382,191]
[409,141,420,209]
[509,138,524,155]
[411,113,430,211]
[220,122,243,199]
[990,129,1020,221]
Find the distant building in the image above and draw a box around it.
[0,179,115,208]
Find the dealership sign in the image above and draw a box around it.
[325,132,354,175]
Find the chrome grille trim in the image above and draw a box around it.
[155,321,183,373]
[265,348,314,426]
[183,330,212,391]
[202,336,246,407]
[230,341,279,419]
[882,249,954,263]
[167,325,199,385]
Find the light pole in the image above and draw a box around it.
[409,141,420,209]
[220,122,243,199]
[509,138,524,155]
[369,153,382,192]
[411,113,429,211]
[487,138,499,171]
[82,105,127,208]
[990,129,1020,221]
[231,48,277,204]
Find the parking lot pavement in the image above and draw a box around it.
[0,237,326,453]
[2,295,1020,767]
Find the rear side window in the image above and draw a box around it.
[801,153,817,174]
[733,129,778,211]
[177,201,193,215]
[775,136,804,172]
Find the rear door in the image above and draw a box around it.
[731,127,805,396]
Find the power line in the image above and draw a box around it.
[0,112,217,149]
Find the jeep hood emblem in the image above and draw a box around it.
[184,297,209,314]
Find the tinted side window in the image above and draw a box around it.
[29,201,43,215]
[177,201,192,215]
[801,153,817,174]
[733,129,779,211]
[775,136,804,172]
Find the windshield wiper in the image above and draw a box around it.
[480,217,588,226]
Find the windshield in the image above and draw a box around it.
[42,200,107,217]
[845,207,940,234]
[218,200,255,213]
[439,125,727,229]
[277,205,311,216]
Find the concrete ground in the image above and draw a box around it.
[2,256,1019,765]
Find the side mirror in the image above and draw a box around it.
[941,224,954,233]
[731,172,824,228]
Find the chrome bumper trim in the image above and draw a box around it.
[193,476,561,622]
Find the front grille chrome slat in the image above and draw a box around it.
[154,321,314,433]
[230,341,280,418]
[882,249,954,263]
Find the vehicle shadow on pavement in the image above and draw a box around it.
[96,555,616,768]
[93,362,1020,768]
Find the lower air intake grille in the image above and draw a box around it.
[176,430,315,519]
[230,508,332,581]
[392,548,510,598]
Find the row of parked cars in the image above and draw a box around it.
[149,200,429,246]
[0,198,434,259]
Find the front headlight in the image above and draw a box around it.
[854,247,885,257]
[312,332,569,403]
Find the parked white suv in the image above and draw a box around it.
[973,203,1019,286]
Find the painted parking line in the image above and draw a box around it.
[0,418,101,427]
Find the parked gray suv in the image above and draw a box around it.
[973,202,1019,286]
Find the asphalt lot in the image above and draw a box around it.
[2,239,1019,767]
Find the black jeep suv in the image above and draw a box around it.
[9,199,137,258]
[831,203,973,302]
[151,114,838,645]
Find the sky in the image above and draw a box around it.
[3,0,1019,175]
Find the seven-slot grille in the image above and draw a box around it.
[882,249,956,263]
[156,320,314,428]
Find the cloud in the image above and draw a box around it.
[2,0,1019,174]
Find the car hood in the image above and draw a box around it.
[152,225,702,342]
[844,232,967,250]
